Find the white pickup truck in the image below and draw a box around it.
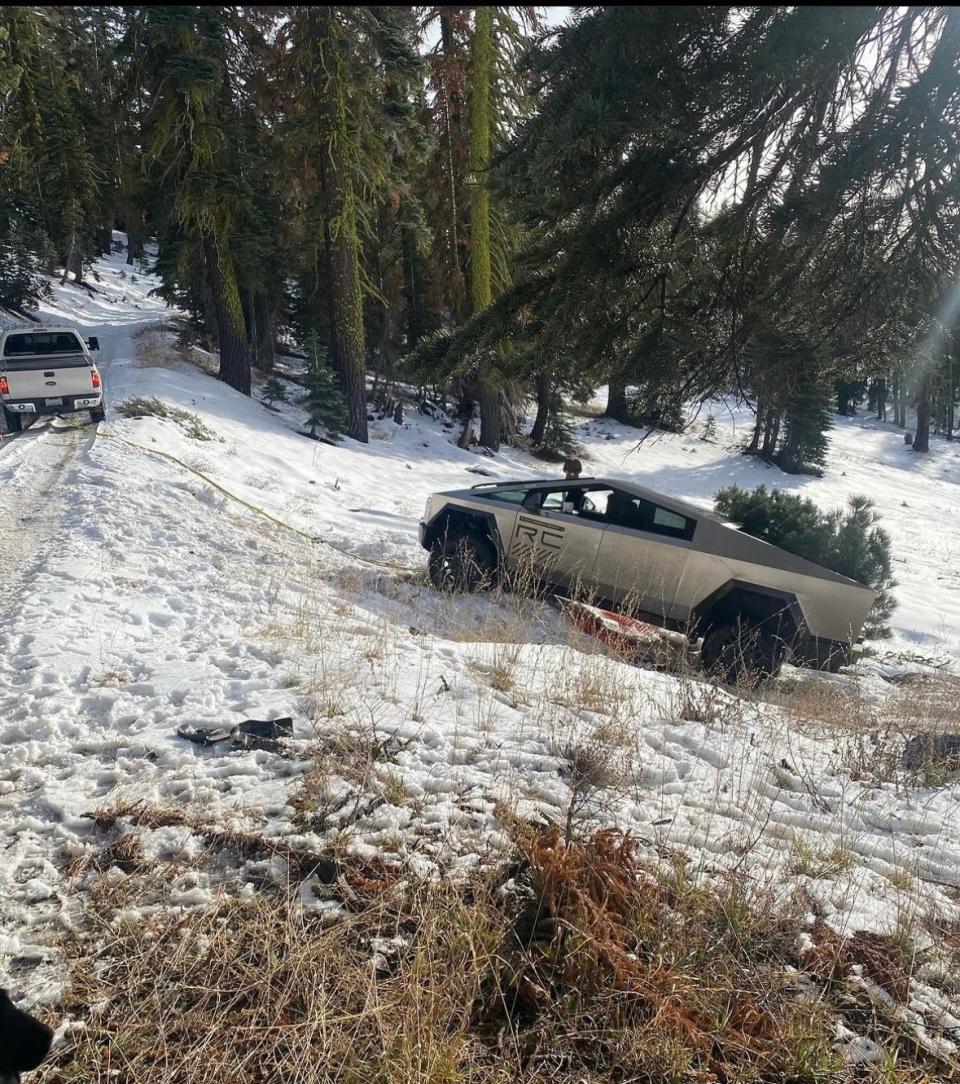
[0,325,105,433]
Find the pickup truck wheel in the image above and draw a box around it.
[428,531,496,592]
[89,404,106,424]
[701,620,783,686]
[2,408,23,433]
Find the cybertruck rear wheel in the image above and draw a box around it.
[428,530,497,593]
[701,619,785,686]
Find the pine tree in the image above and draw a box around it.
[537,395,579,458]
[279,9,422,444]
[302,334,347,441]
[136,6,251,396]
[261,377,287,410]
[467,6,499,450]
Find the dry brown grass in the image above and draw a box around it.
[133,322,196,370]
[767,668,960,788]
[41,821,948,1084]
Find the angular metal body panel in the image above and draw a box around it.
[420,477,876,647]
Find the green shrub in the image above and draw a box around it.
[537,395,579,458]
[261,377,287,409]
[302,332,347,440]
[714,485,896,637]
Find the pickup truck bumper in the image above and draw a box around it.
[3,394,102,415]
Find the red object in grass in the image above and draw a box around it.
[561,598,662,657]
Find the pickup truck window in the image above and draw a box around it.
[3,332,84,357]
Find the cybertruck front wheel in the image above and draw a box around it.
[428,530,497,593]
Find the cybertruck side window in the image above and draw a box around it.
[605,488,696,541]
[539,486,613,518]
[483,488,530,505]
[652,505,696,540]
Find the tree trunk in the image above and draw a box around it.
[323,211,369,443]
[468,6,498,451]
[761,409,780,458]
[893,374,905,427]
[605,375,630,422]
[913,369,931,453]
[531,370,551,446]
[254,293,275,372]
[478,381,500,451]
[126,229,144,266]
[747,397,765,452]
[243,288,257,365]
[401,218,425,349]
[457,392,478,448]
[96,219,113,257]
[62,225,83,284]
[203,231,251,396]
[313,8,369,444]
[439,12,466,320]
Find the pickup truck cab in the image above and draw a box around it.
[0,325,104,432]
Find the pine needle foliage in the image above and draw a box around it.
[715,485,897,636]
[301,333,347,442]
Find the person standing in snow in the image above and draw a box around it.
[563,456,583,480]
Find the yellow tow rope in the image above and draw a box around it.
[55,418,422,575]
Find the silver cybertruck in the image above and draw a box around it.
[419,477,876,682]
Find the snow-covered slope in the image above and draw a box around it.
[3,240,960,1057]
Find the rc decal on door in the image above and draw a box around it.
[509,513,565,565]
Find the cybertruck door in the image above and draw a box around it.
[594,494,697,621]
[507,497,604,596]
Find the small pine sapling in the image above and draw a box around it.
[261,377,287,410]
[700,414,717,442]
[538,396,579,459]
[302,334,347,441]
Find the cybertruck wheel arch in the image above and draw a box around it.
[692,580,807,644]
[422,504,505,567]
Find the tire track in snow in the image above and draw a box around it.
[0,426,89,611]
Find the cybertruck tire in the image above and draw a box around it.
[701,619,784,686]
[428,529,497,593]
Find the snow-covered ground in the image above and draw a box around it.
[3,240,960,1056]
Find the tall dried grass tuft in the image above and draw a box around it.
[45,823,942,1084]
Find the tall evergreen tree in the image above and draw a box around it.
[136,5,251,395]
